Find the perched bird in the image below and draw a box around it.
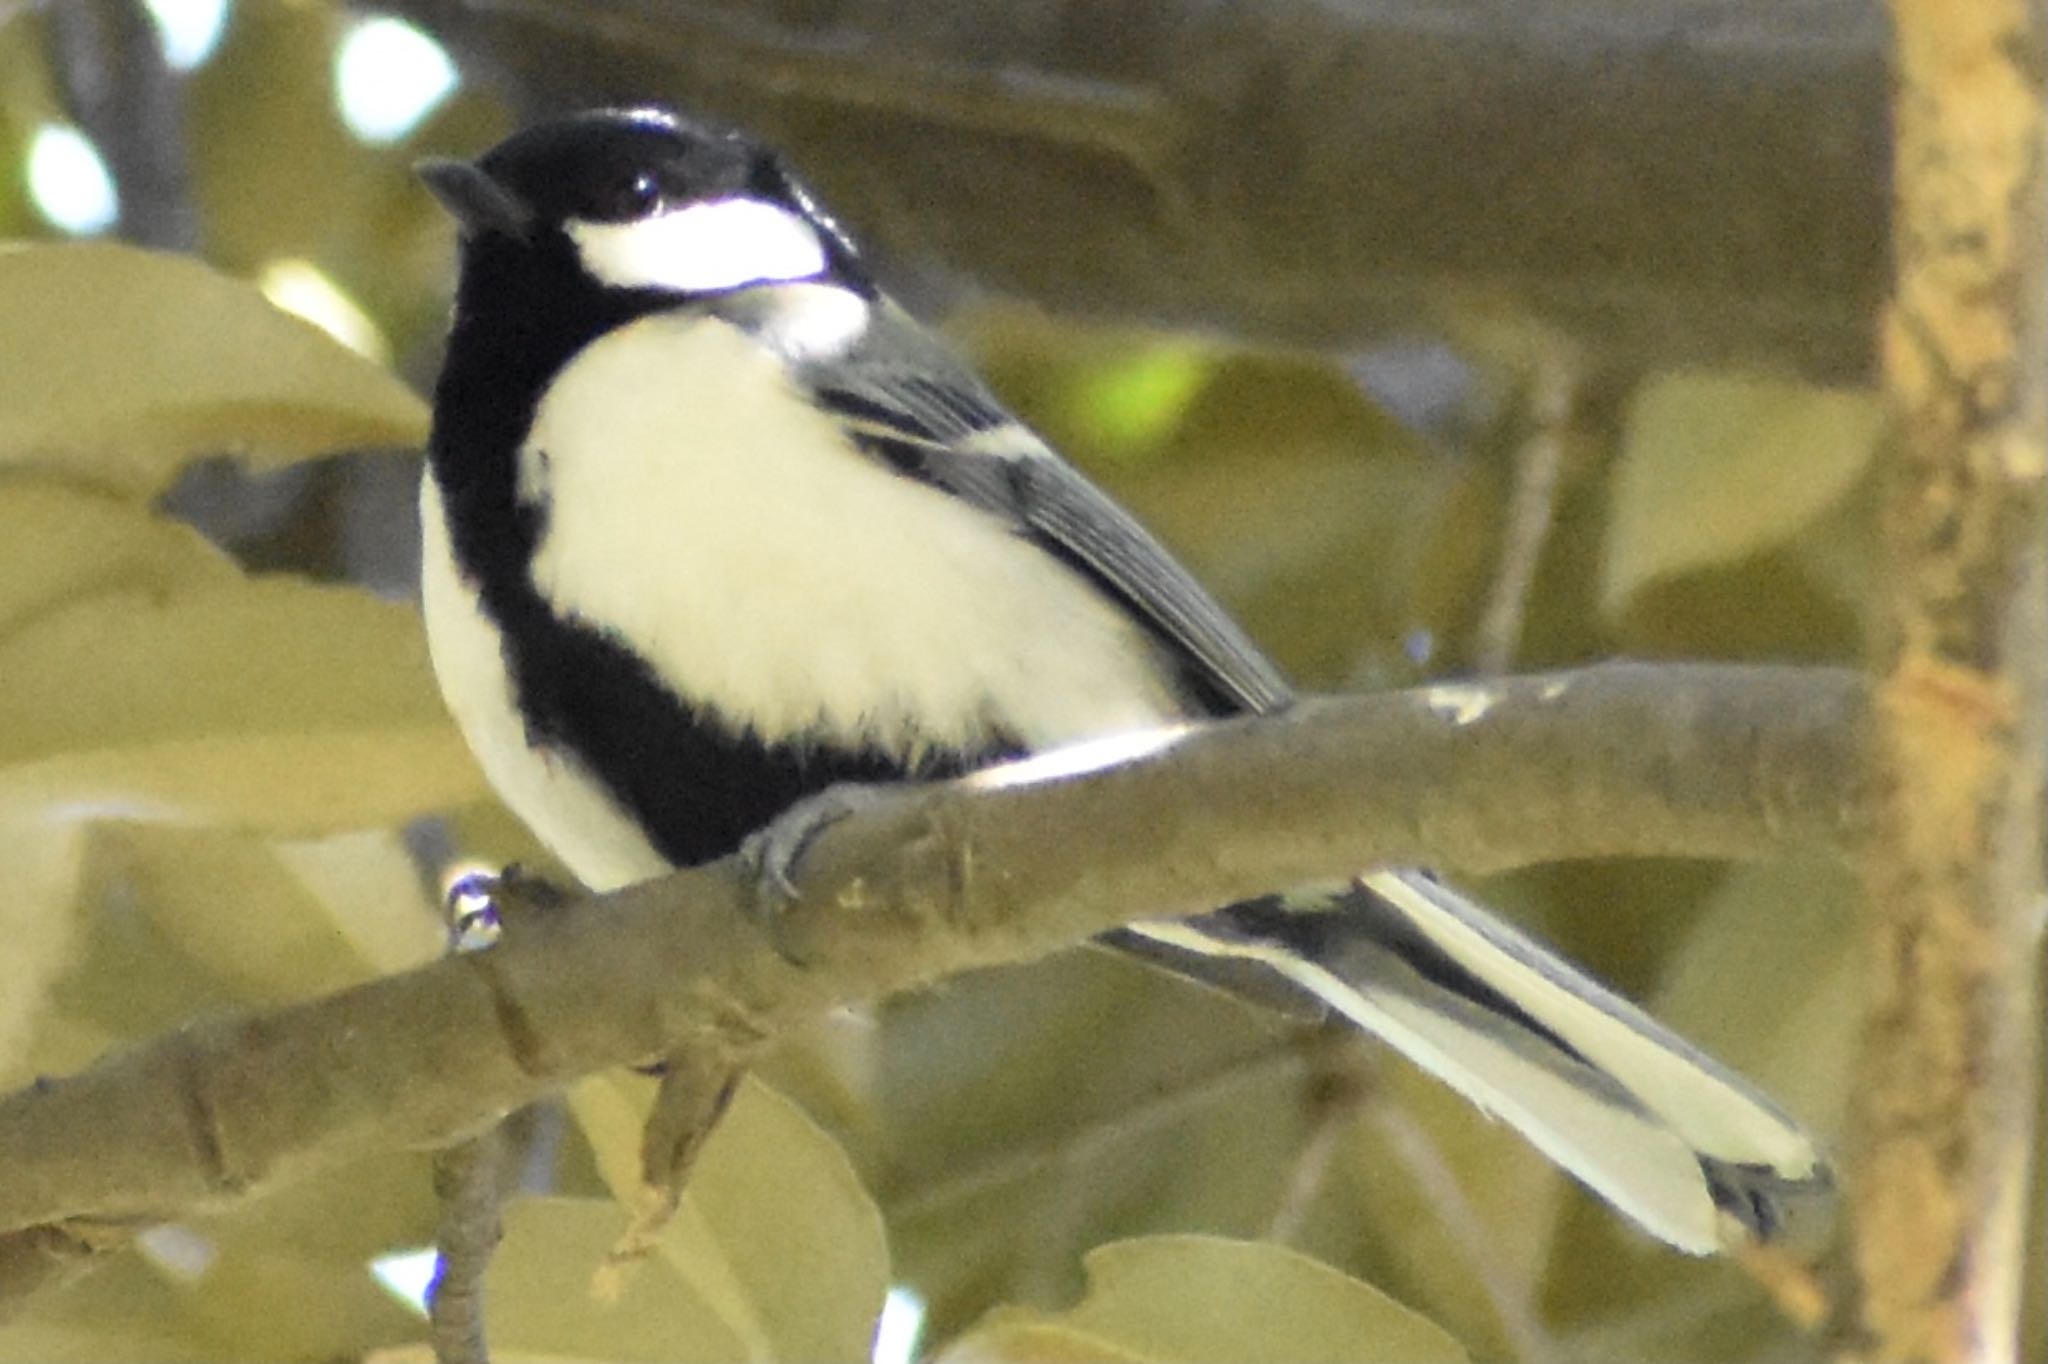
[417,106,1827,1254]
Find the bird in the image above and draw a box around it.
[415,105,1828,1255]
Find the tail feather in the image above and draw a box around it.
[1122,870,1830,1254]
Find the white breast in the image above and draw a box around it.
[515,306,1183,759]
[419,476,673,891]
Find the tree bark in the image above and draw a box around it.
[1846,1,2048,1359]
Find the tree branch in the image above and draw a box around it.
[1846,1,2048,1359]
[392,0,1889,380]
[0,664,1867,1314]
[428,1127,506,1364]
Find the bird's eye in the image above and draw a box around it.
[609,171,662,219]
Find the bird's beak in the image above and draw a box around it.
[416,157,535,242]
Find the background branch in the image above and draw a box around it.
[1469,346,1580,676]
[45,0,198,251]
[0,663,1865,1299]
[390,0,1890,380]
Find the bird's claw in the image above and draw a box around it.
[739,783,889,960]
[444,869,505,952]
[441,863,569,952]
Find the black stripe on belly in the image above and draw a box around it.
[498,592,1004,868]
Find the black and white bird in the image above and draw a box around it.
[417,106,1828,1255]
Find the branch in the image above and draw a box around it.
[1469,342,1582,675]
[427,1127,505,1364]
[0,664,1866,1306]
[1847,1,2048,1359]
[391,0,1889,380]
[45,0,198,252]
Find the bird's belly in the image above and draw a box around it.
[517,311,1185,759]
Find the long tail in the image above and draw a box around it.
[1117,869,1830,1254]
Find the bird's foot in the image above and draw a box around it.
[738,782,892,962]
[442,863,569,952]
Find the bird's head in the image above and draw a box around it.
[419,106,867,303]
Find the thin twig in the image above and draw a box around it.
[1260,1030,1365,1248]
[1471,352,1578,676]
[427,1125,506,1364]
[883,1034,1306,1223]
[427,1136,501,1364]
[1004,1029,1317,1304]
[592,1052,745,1300]
[1368,1096,1559,1364]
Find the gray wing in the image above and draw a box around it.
[794,302,1294,717]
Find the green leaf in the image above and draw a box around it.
[0,1159,434,1362]
[941,1235,1467,1364]
[1603,372,1885,615]
[567,1074,891,1363]
[14,824,296,1084]
[272,828,448,975]
[941,1320,1153,1363]
[0,819,87,1080]
[0,576,483,833]
[872,946,1304,1339]
[177,1150,439,1360]
[487,1198,757,1363]
[99,826,441,1008]
[0,480,237,640]
[1062,343,1217,459]
[1651,859,1859,1144]
[187,1,378,275]
[0,731,480,836]
[0,1248,226,1363]
[0,243,428,497]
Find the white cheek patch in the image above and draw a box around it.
[567,198,830,293]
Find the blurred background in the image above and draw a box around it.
[3,2,2024,1362]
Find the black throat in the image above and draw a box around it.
[429,234,643,587]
